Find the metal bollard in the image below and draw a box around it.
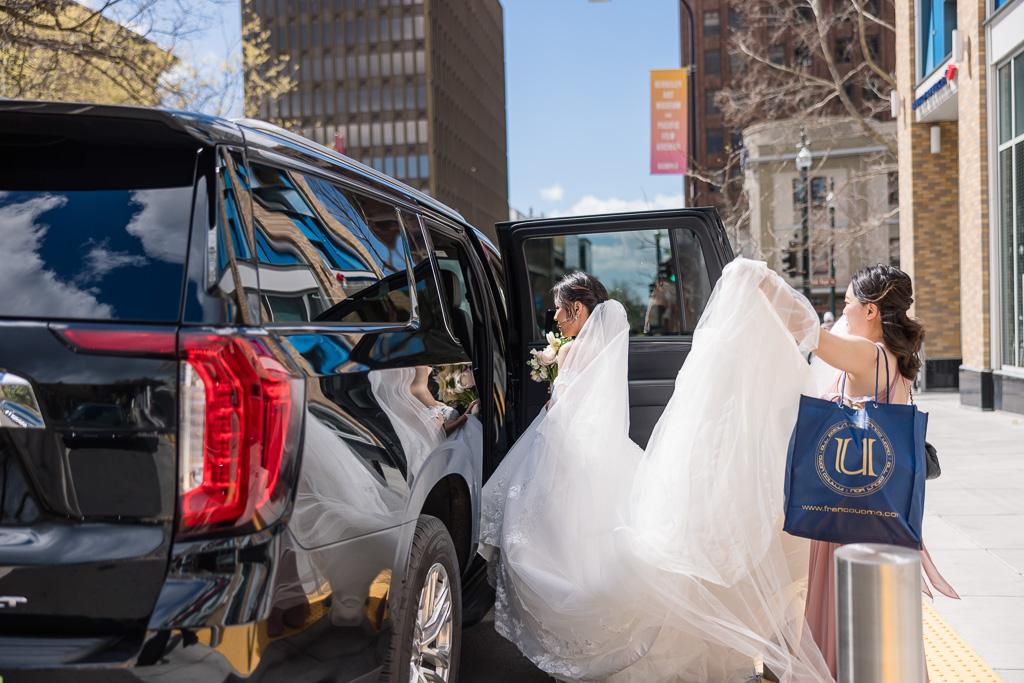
[835,543,925,683]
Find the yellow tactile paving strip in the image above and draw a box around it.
[923,599,1005,683]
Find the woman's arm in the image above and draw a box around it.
[759,271,879,381]
[811,327,884,383]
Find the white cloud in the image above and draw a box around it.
[539,184,565,202]
[79,244,148,284]
[549,193,684,218]
[0,195,114,319]
[126,188,192,264]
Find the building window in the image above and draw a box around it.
[729,51,747,74]
[835,36,853,63]
[768,45,786,65]
[729,130,743,153]
[888,171,899,206]
[706,89,721,115]
[707,129,724,154]
[996,51,1024,368]
[889,235,901,268]
[795,44,814,69]
[728,8,744,31]
[703,10,720,36]
[705,49,722,75]
[866,35,881,60]
[919,0,958,78]
[792,176,827,210]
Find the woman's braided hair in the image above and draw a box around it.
[850,264,925,380]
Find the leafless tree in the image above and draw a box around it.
[712,0,898,261]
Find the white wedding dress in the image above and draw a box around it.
[480,299,662,680]
[481,260,836,682]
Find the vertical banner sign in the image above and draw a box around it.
[650,69,688,175]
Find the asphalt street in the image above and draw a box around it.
[461,609,552,682]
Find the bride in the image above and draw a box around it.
[479,272,662,680]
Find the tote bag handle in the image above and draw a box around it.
[838,344,891,407]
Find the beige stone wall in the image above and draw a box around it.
[958,0,992,369]
[744,118,897,293]
[896,0,963,360]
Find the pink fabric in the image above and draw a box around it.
[804,360,959,677]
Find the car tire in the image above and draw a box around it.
[382,515,462,683]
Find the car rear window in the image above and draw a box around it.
[0,185,193,322]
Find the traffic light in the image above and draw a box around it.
[782,245,799,277]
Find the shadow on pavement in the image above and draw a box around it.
[461,609,553,682]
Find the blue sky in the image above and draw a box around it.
[171,0,688,218]
[503,0,686,218]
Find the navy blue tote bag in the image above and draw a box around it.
[783,348,927,549]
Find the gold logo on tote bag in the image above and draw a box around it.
[814,419,895,497]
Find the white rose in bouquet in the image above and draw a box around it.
[456,366,475,391]
[527,331,570,385]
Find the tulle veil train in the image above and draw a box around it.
[482,259,838,682]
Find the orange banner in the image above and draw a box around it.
[650,69,688,175]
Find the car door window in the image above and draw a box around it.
[674,228,713,333]
[424,223,484,365]
[522,227,712,339]
[249,162,412,325]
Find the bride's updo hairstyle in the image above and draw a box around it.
[552,271,609,315]
[850,264,925,380]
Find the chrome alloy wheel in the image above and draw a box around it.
[409,562,454,683]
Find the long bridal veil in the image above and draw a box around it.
[617,258,834,682]
[480,299,662,681]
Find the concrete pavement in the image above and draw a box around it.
[916,391,1024,683]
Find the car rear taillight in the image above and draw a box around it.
[53,326,177,356]
[177,333,303,539]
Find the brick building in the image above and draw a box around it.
[249,0,509,240]
[895,0,1024,411]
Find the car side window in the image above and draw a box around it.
[424,223,483,362]
[675,228,713,333]
[249,162,412,325]
[480,239,508,317]
[522,227,712,340]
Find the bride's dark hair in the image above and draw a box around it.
[552,271,609,314]
[850,264,925,380]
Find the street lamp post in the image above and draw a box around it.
[827,178,836,318]
[795,129,812,300]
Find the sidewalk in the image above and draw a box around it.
[915,391,1024,683]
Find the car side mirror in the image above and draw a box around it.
[544,309,557,334]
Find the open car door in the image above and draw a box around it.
[498,208,734,449]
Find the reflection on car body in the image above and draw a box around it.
[0,399,43,429]
[0,101,733,683]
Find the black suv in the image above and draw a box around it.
[0,101,733,682]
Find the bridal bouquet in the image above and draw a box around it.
[528,331,570,384]
[434,362,478,408]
